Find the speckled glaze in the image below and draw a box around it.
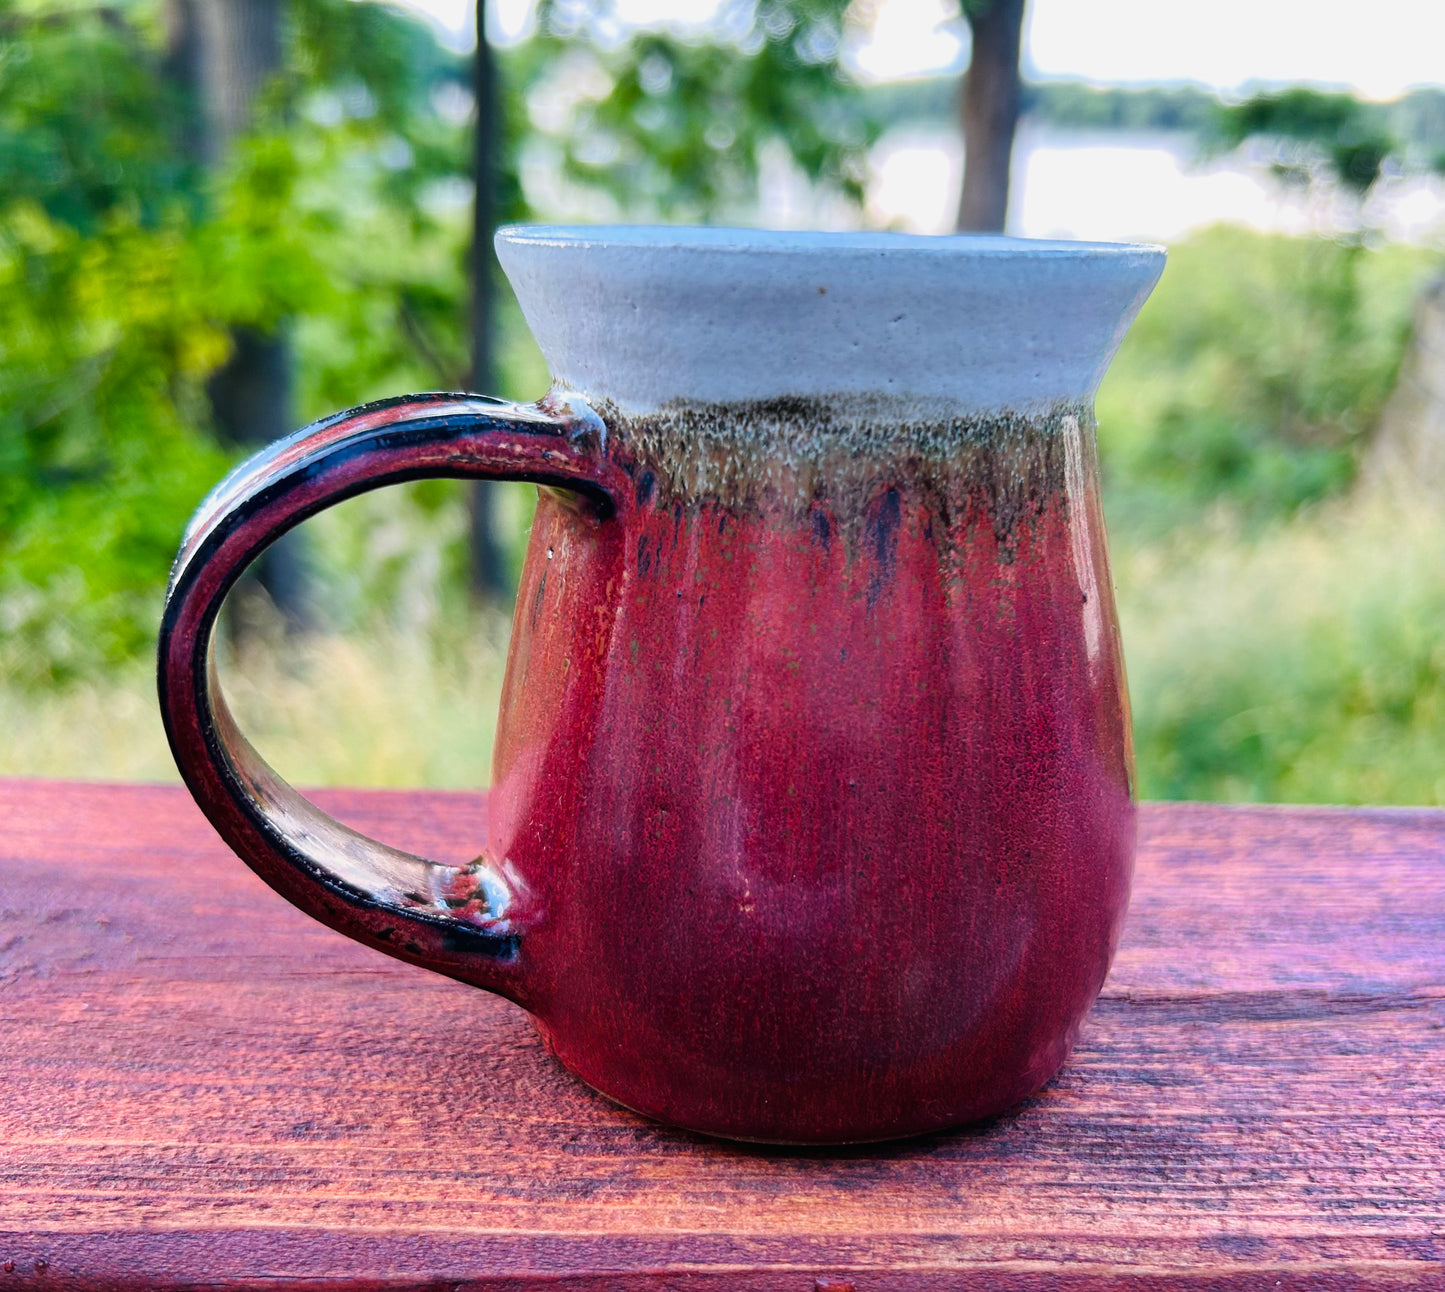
[159,226,1163,1144]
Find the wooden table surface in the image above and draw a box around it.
[0,779,1441,1291]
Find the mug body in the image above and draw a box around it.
[485,228,1161,1142]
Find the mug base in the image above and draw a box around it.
[534,1020,1053,1146]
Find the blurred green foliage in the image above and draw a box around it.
[1096,227,1437,535]
[0,0,482,682]
[1117,503,1445,805]
[1212,85,1445,196]
[518,0,880,218]
[1208,85,1445,206]
[0,0,885,685]
[1092,232,1445,803]
[1215,88,1395,193]
[3,0,1445,804]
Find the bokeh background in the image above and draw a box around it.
[4,0,1445,801]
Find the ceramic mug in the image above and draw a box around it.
[159,226,1164,1143]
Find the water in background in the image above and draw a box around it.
[845,123,1445,245]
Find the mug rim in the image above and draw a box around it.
[497,222,1164,261]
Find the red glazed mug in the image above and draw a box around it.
[159,226,1164,1143]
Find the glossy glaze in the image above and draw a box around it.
[488,401,1134,1142]
[160,228,1158,1146]
[159,391,1132,1143]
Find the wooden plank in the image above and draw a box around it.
[0,779,1441,1290]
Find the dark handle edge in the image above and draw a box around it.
[157,391,623,1006]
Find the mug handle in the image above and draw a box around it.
[157,391,626,1008]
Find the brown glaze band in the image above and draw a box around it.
[596,394,1091,556]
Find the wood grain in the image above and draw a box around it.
[0,779,1441,1290]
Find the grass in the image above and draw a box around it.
[1118,491,1445,804]
[2,606,512,789]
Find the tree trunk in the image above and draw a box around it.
[955,0,1026,234]
[161,0,205,163]
[167,0,308,627]
[206,326,308,628]
[193,0,283,162]
[468,0,510,602]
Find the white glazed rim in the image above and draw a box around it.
[497,223,1165,261]
[495,222,1167,415]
